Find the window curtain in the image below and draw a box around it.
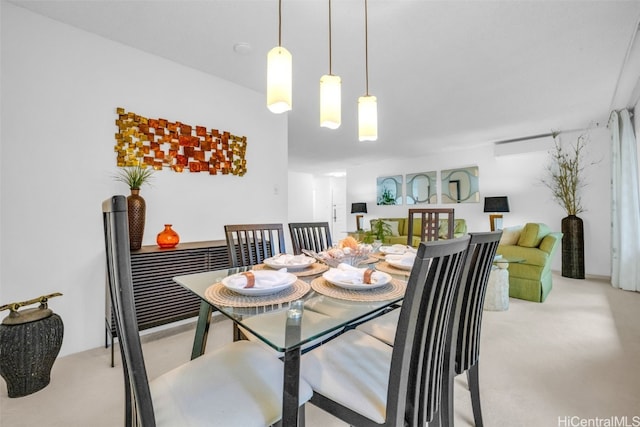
[609,109,640,292]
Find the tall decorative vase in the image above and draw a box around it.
[127,189,146,250]
[561,215,585,279]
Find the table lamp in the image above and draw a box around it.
[484,196,510,231]
[351,202,368,231]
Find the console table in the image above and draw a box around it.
[105,240,230,366]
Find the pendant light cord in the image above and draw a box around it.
[278,0,282,47]
[328,0,333,75]
[364,0,369,95]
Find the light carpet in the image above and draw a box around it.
[1,273,639,426]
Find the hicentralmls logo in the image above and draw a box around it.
[558,416,640,427]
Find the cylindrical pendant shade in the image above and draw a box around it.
[267,46,292,114]
[320,74,341,129]
[358,95,377,141]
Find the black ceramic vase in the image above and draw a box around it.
[561,215,585,279]
[127,189,146,250]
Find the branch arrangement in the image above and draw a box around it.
[542,133,590,216]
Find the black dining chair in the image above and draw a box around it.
[103,196,311,426]
[300,236,471,426]
[288,222,333,255]
[356,231,501,426]
[441,231,501,427]
[224,223,287,267]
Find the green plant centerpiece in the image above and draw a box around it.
[113,165,154,250]
[363,219,393,244]
[542,132,592,279]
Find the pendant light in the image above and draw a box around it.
[320,0,341,129]
[358,0,377,141]
[267,0,292,114]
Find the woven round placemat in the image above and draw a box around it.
[204,279,311,308]
[375,261,412,277]
[253,262,329,277]
[310,277,406,302]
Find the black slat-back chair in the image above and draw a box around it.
[442,231,502,427]
[407,208,455,244]
[300,236,471,426]
[224,223,287,267]
[224,223,287,340]
[103,196,311,426]
[288,222,333,255]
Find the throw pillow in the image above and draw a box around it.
[438,220,449,239]
[499,225,522,245]
[517,223,550,248]
[382,220,400,237]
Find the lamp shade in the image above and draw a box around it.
[358,95,377,141]
[484,196,510,213]
[267,46,292,114]
[351,202,368,214]
[320,74,341,129]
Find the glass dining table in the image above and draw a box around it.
[173,260,409,427]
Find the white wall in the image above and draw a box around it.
[0,3,288,356]
[346,127,611,277]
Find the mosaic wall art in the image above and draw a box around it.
[114,108,247,176]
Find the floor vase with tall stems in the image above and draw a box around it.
[127,189,145,250]
[561,215,585,279]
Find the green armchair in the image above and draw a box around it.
[496,223,562,302]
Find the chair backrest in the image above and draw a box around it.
[406,208,455,245]
[385,235,470,426]
[224,223,286,267]
[102,195,156,426]
[288,222,333,255]
[450,231,502,374]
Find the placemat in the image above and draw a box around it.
[204,279,311,308]
[310,277,406,302]
[375,261,412,277]
[252,262,329,277]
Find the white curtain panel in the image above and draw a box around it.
[609,109,640,292]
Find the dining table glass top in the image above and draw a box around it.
[173,263,406,353]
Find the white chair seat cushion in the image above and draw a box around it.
[300,330,392,424]
[150,340,312,427]
[355,308,399,346]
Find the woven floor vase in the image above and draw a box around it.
[561,215,585,279]
[127,189,146,250]
[0,310,64,397]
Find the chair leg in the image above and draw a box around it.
[440,355,455,427]
[468,363,484,427]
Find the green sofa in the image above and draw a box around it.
[366,217,467,246]
[496,223,562,303]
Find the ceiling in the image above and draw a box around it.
[12,0,640,175]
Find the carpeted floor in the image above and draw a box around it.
[1,273,639,426]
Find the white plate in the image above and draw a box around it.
[379,245,407,255]
[222,270,297,296]
[263,254,316,271]
[322,270,392,290]
[386,258,413,271]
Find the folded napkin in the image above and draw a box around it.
[226,270,288,289]
[268,254,311,266]
[327,263,379,285]
[385,252,416,267]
